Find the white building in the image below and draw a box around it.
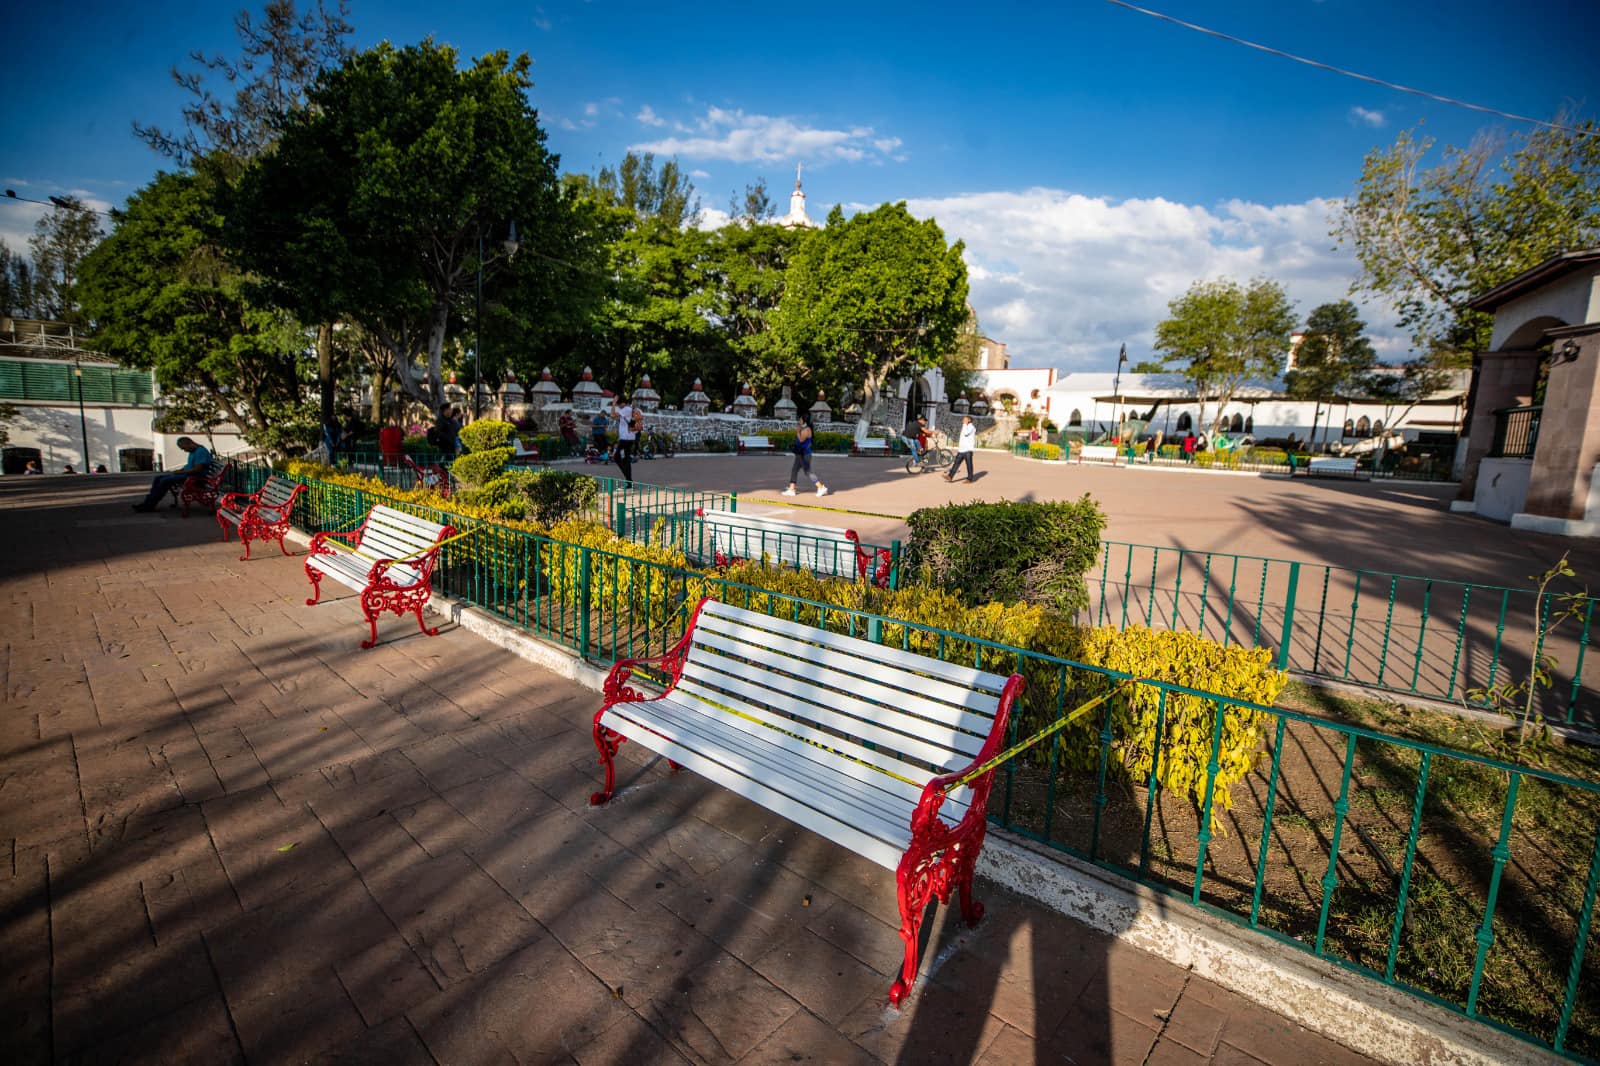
[774,164,815,229]
[1039,370,1467,445]
[972,367,1057,420]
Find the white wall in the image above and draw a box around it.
[7,403,157,472]
[1474,458,1533,522]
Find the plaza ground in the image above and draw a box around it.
[615,450,1598,592]
[0,475,1376,1064]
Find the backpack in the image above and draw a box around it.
[630,407,645,434]
[425,425,441,448]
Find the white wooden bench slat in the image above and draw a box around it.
[699,509,845,539]
[696,611,1004,721]
[307,506,447,593]
[854,437,890,453]
[366,508,449,539]
[708,599,1010,694]
[696,509,859,577]
[684,635,992,761]
[601,701,917,869]
[620,695,965,835]
[676,662,982,777]
[737,436,774,451]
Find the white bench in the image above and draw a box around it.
[216,475,305,560]
[689,508,890,586]
[852,436,891,456]
[1307,457,1361,479]
[590,598,1024,1005]
[1078,444,1119,463]
[736,436,774,455]
[510,439,542,466]
[303,504,456,648]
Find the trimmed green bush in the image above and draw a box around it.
[902,497,1106,615]
[1027,442,1064,461]
[459,468,600,524]
[458,418,516,452]
[450,447,513,488]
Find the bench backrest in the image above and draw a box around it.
[188,459,229,485]
[860,437,888,447]
[675,600,1012,792]
[257,475,300,511]
[696,508,856,574]
[738,436,771,447]
[354,505,452,562]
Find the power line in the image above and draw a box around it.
[1102,0,1596,137]
[2,190,111,216]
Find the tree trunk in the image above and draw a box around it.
[370,369,387,424]
[425,301,449,414]
[317,322,335,431]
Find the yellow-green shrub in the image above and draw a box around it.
[1027,442,1064,461]
[546,518,707,629]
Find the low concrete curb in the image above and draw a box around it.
[282,527,1553,1066]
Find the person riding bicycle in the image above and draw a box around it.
[906,415,929,465]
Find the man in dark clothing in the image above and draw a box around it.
[133,437,211,512]
[434,405,462,456]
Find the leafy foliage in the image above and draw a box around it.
[902,497,1107,614]
[459,468,599,524]
[773,202,968,424]
[1284,300,1376,445]
[457,418,516,452]
[1151,277,1296,434]
[29,197,103,324]
[75,169,308,441]
[1336,117,1600,357]
[450,447,513,489]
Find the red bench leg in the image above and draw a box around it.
[239,531,255,561]
[589,710,625,805]
[359,590,383,649]
[217,511,231,542]
[304,567,324,605]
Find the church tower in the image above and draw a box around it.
[776,163,813,229]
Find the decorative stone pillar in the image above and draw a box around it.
[842,402,862,424]
[444,375,468,412]
[633,374,661,412]
[683,378,711,416]
[473,380,496,419]
[808,391,831,424]
[1455,351,1541,507]
[773,385,798,423]
[528,367,561,410]
[952,394,970,416]
[501,372,529,424]
[731,383,759,420]
[970,393,989,417]
[571,366,603,411]
[1520,330,1600,524]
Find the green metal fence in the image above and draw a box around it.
[1091,542,1600,728]
[246,464,1600,1059]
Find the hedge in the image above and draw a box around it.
[901,497,1107,615]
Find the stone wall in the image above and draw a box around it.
[522,402,993,449]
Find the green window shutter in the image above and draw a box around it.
[0,361,22,400]
[117,370,154,405]
[78,366,115,403]
[21,362,70,401]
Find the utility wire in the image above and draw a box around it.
[1102,0,1596,137]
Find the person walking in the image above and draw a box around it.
[782,417,828,497]
[132,437,212,511]
[610,394,638,484]
[944,415,977,483]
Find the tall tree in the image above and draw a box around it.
[595,151,700,229]
[732,178,773,224]
[29,198,103,324]
[1150,277,1296,434]
[230,40,568,413]
[701,219,809,400]
[134,0,353,172]
[0,241,38,317]
[773,202,968,424]
[1335,117,1600,358]
[76,169,310,443]
[1284,300,1377,445]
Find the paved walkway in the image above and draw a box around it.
[1,477,1374,1065]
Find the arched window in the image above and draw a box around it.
[1068,409,1082,426]
[1356,416,1371,437]
[1342,419,1355,437]
[1176,413,1192,432]
[1372,419,1385,435]
[1229,413,1244,433]
[1245,416,1254,433]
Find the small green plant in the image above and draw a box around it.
[450,447,513,488]
[458,418,516,452]
[1465,552,1588,759]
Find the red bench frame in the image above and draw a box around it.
[216,478,306,561]
[172,460,233,517]
[304,509,456,649]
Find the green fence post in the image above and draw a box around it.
[888,539,902,590]
[729,491,738,514]
[1276,561,1300,671]
[577,546,593,658]
[615,500,628,541]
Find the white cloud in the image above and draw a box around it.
[892,187,1405,372]
[1349,106,1386,128]
[533,7,551,31]
[637,105,665,127]
[631,106,904,164]
[695,206,733,231]
[689,168,711,179]
[583,102,600,117]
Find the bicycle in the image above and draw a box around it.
[905,446,954,474]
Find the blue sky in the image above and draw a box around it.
[3,0,1596,370]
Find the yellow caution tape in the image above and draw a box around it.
[942,680,1138,794]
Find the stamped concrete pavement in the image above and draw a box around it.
[0,475,1374,1065]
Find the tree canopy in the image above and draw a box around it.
[76,169,310,441]
[1149,277,1296,433]
[229,39,569,411]
[1283,300,1377,445]
[29,198,104,325]
[772,202,968,421]
[1336,117,1600,358]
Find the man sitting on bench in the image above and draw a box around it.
[132,437,212,513]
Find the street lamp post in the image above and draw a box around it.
[474,220,521,419]
[1111,343,1129,439]
[73,362,90,470]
